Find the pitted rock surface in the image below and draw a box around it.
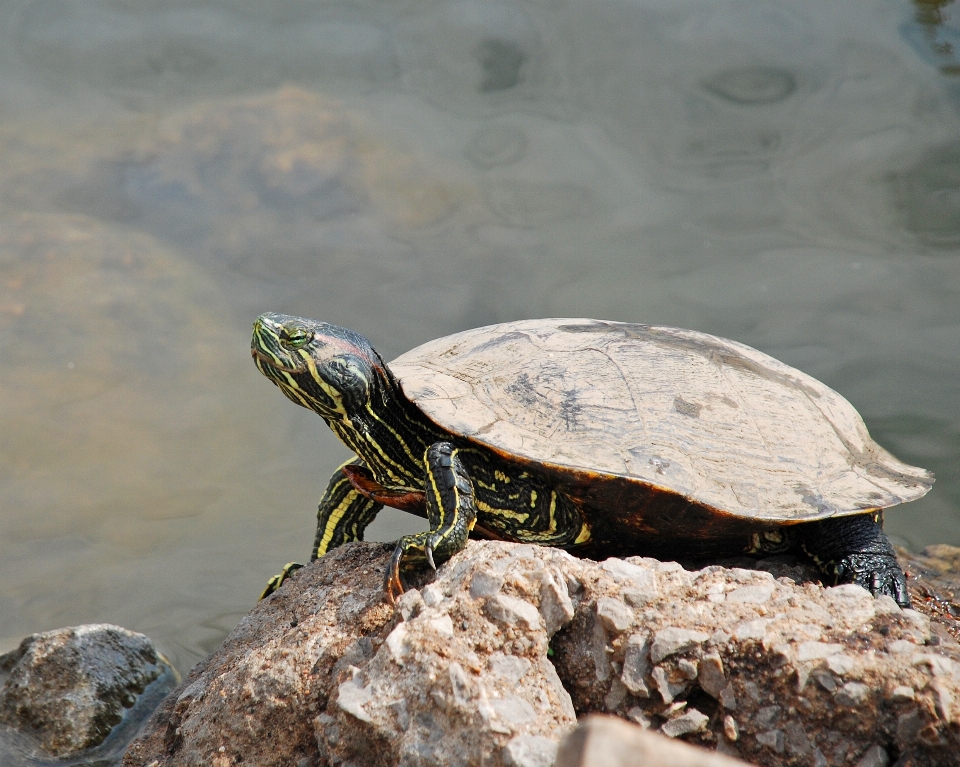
[0,624,175,758]
[123,542,960,767]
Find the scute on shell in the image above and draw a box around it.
[390,319,933,523]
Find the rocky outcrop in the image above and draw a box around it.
[123,541,960,767]
[0,624,177,759]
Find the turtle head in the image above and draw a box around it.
[252,313,389,421]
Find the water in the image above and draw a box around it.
[0,0,958,679]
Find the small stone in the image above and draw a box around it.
[596,597,634,635]
[826,583,871,601]
[336,677,373,723]
[651,627,709,663]
[601,558,657,585]
[489,695,537,727]
[386,698,410,732]
[537,571,574,638]
[903,609,931,631]
[395,589,425,621]
[784,720,811,756]
[891,685,915,701]
[385,622,409,663]
[796,642,844,662]
[720,683,737,711]
[726,584,774,603]
[678,658,698,680]
[931,680,957,723]
[709,629,732,647]
[855,744,890,767]
[912,653,957,678]
[502,734,559,767]
[733,619,769,641]
[812,670,838,692]
[620,633,651,697]
[755,705,781,728]
[425,614,455,638]
[604,677,628,711]
[626,707,652,728]
[698,653,726,698]
[825,654,856,676]
[756,729,785,753]
[469,568,504,598]
[488,653,532,685]
[835,682,871,707]
[723,714,739,741]
[653,560,684,573]
[873,595,902,614]
[485,595,542,630]
[623,588,658,606]
[887,639,919,654]
[421,584,444,607]
[652,666,688,704]
[660,709,709,737]
[447,662,473,708]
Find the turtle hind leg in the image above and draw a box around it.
[385,442,477,602]
[798,512,910,608]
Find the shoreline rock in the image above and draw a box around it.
[122,541,960,767]
[0,624,178,763]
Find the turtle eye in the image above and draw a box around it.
[283,326,312,349]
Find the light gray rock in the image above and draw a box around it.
[597,597,635,635]
[503,734,559,767]
[486,594,543,631]
[661,709,710,737]
[621,633,652,696]
[537,570,575,638]
[0,624,176,758]
[123,541,960,767]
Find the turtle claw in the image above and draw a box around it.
[384,545,406,604]
[837,554,911,609]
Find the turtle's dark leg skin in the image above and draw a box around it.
[797,513,910,608]
[311,458,384,560]
[385,442,477,602]
[259,458,383,600]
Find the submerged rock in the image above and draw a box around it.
[123,541,960,767]
[0,623,177,759]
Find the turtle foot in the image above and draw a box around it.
[836,553,910,608]
[383,532,441,604]
[259,562,304,601]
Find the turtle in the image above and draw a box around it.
[251,314,934,607]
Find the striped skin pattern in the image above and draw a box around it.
[253,314,918,608]
[252,314,588,598]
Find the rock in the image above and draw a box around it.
[554,715,750,766]
[124,541,960,767]
[123,543,576,767]
[0,624,176,758]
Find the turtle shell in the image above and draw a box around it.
[390,319,933,524]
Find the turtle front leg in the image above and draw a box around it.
[385,442,477,602]
[798,513,910,608]
[260,458,383,600]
